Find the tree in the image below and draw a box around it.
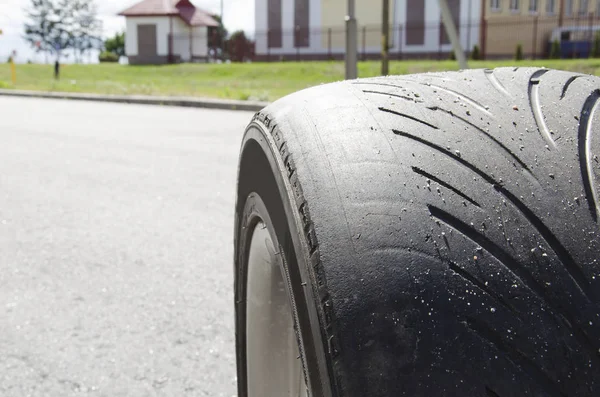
[23,0,101,62]
[226,30,254,62]
[104,32,125,57]
[24,0,66,60]
[208,14,228,59]
[68,0,103,63]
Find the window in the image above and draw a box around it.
[490,0,501,10]
[565,0,573,16]
[509,0,520,12]
[546,0,556,14]
[267,0,282,48]
[406,0,425,45]
[580,0,590,15]
[529,0,538,12]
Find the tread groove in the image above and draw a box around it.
[578,90,600,223]
[352,81,412,90]
[428,205,549,306]
[561,75,582,100]
[379,107,439,129]
[529,70,556,149]
[363,90,418,102]
[411,166,481,207]
[424,83,492,116]
[427,106,532,173]
[484,69,511,98]
[429,207,600,362]
[463,317,567,397]
[429,209,600,362]
[485,387,501,397]
[394,129,593,303]
[447,261,517,315]
[353,78,447,89]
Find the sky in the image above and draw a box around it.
[0,0,255,62]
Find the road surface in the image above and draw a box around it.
[0,97,254,396]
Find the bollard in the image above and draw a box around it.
[10,59,16,85]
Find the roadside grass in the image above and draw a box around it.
[2,59,600,102]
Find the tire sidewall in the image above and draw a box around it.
[235,122,334,397]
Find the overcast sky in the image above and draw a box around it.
[0,0,255,62]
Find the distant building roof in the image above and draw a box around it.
[118,0,219,27]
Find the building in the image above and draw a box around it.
[254,0,482,60]
[119,0,218,65]
[483,0,600,57]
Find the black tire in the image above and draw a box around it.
[234,68,600,397]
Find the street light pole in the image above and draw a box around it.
[345,0,357,79]
[439,0,468,69]
[381,0,390,75]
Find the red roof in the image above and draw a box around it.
[119,0,218,27]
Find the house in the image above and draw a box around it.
[119,0,218,64]
[483,0,600,58]
[254,0,482,60]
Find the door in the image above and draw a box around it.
[137,24,158,58]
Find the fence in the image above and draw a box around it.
[169,33,209,63]
[251,14,600,62]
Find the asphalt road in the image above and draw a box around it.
[0,97,254,396]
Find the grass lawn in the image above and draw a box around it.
[2,59,600,102]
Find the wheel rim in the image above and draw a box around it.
[246,221,308,397]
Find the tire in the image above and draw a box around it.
[234,68,600,397]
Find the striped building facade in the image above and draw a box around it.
[254,0,482,60]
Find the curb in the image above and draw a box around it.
[0,89,268,112]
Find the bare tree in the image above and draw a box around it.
[67,0,103,63]
[24,0,101,63]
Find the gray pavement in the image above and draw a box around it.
[0,89,269,112]
[0,97,254,396]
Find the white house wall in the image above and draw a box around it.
[125,16,170,56]
[192,26,208,57]
[171,16,188,35]
[172,17,191,60]
[255,0,267,54]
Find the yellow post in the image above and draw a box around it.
[10,59,16,85]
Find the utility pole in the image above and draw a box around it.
[439,0,468,69]
[345,0,357,79]
[558,0,565,26]
[221,0,225,61]
[381,0,390,75]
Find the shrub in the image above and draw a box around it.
[591,31,600,58]
[515,44,524,61]
[549,39,561,59]
[98,51,119,63]
[448,51,456,61]
[471,45,481,60]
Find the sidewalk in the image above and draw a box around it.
[0,89,268,112]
